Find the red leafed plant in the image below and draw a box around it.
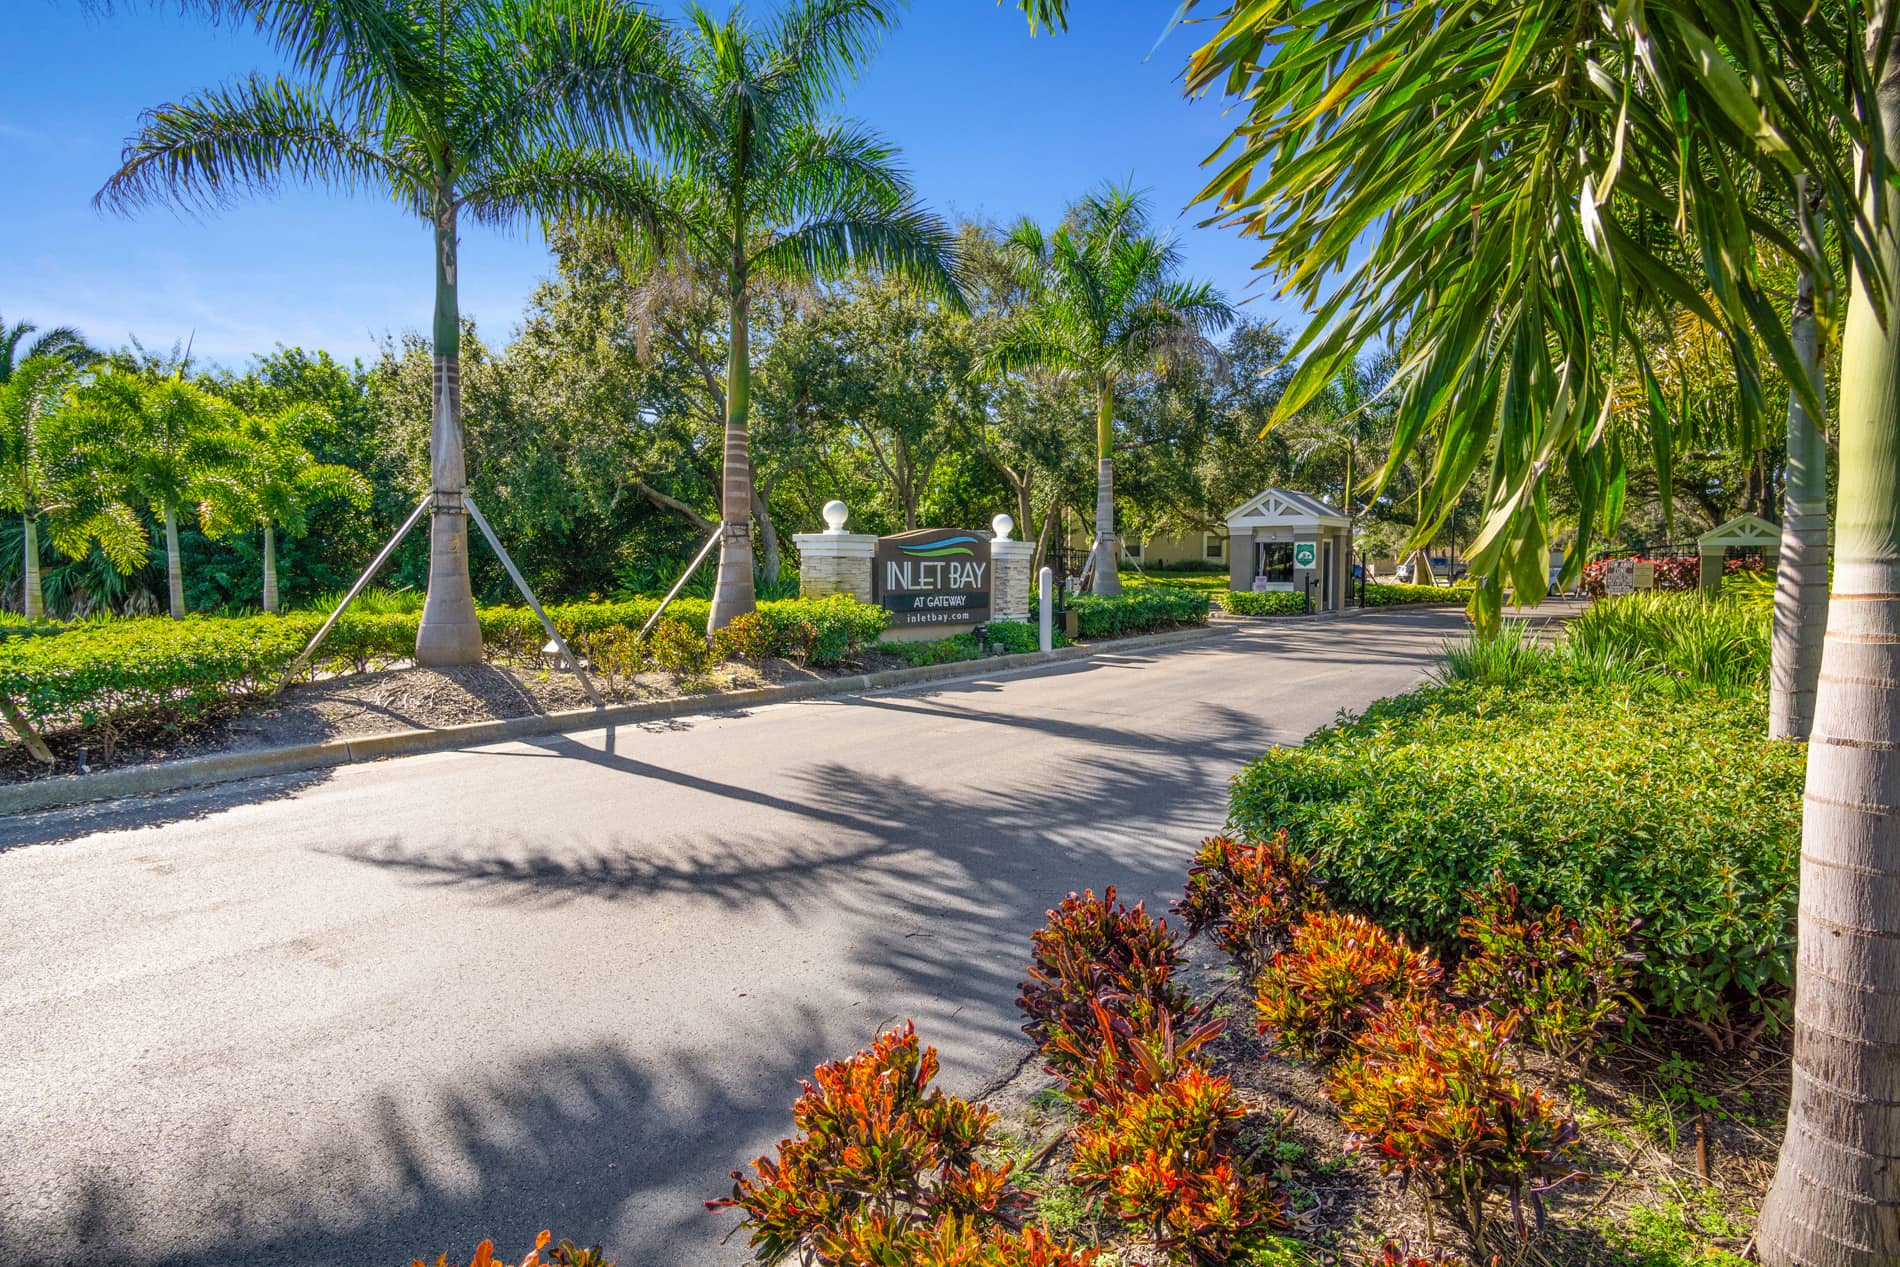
[811,1214,1099,1267]
[413,1232,610,1267]
[1018,887,1195,1051]
[1173,832,1325,979]
[1069,1067,1287,1265]
[1254,911,1443,1058]
[1327,1005,1581,1241]
[1036,996,1223,1114]
[1362,1243,1480,1267]
[1453,877,1643,1067]
[708,1023,1030,1264]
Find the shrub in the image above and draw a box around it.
[878,622,1059,669]
[1215,590,1307,617]
[1453,878,1643,1066]
[648,617,714,677]
[709,1024,1028,1265]
[715,610,779,663]
[758,595,890,666]
[1254,911,1442,1059]
[1173,833,1324,979]
[1019,887,1193,1050]
[1044,590,1210,639]
[1328,1006,1580,1239]
[1363,582,1472,607]
[581,625,651,694]
[812,1217,1099,1267]
[1563,593,1768,694]
[1580,556,1701,597]
[413,1233,610,1267]
[1036,997,1223,1114]
[1229,681,1802,1041]
[1069,1067,1287,1263]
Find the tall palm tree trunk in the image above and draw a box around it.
[1758,63,1900,1264]
[1770,184,1831,741]
[163,503,185,619]
[415,197,482,665]
[262,522,278,614]
[21,514,42,621]
[709,280,756,630]
[1092,377,1121,596]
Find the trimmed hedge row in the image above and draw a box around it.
[1215,589,1308,616]
[0,595,893,735]
[1229,681,1802,1040]
[1058,588,1211,637]
[1363,581,1473,606]
[875,620,1065,667]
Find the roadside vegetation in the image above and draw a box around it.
[695,592,1795,1267]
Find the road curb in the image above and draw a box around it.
[0,623,1228,816]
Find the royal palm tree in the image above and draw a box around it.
[986,186,1233,595]
[199,403,372,611]
[1772,184,1830,741]
[620,0,965,629]
[1135,1,1892,1261]
[98,0,687,661]
[0,313,96,386]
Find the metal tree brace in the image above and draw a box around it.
[284,492,601,707]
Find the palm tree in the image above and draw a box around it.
[199,404,372,611]
[98,0,687,662]
[619,0,966,629]
[0,313,96,386]
[1278,351,1400,576]
[1771,184,1830,741]
[1145,1,1890,1260]
[986,186,1233,595]
[71,371,239,618]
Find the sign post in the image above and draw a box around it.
[874,528,993,630]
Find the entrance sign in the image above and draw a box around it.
[874,528,992,627]
[1604,558,1636,596]
[1294,541,1317,569]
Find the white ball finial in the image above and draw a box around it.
[992,513,1015,541]
[822,500,850,533]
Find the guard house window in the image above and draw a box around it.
[1204,533,1224,560]
[1255,541,1294,583]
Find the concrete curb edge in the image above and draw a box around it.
[0,622,1230,816]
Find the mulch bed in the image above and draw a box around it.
[984,934,1787,1266]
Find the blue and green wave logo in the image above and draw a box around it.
[897,535,978,559]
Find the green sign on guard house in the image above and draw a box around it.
[1293,541,1317,569]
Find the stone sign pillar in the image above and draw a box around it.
[989,514,1033,622]
[793,500,876,602]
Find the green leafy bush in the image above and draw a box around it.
[878,621,1063,668]
[1254,910,1442,1058]
[1229,681,1802,1039]
[1069,1067,1287,1263]
[713,611,778,663]
[1173,833,1324,979]
[1047,590,1210,639]
[1363,582,1472,607]
[1453,879,1642,1066]
[709,1024,1031,1266]
[1215,590,1308,616]
[648,617,714,677]
[1328,1006,1580,1239]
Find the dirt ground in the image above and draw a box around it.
[0,654,870,784]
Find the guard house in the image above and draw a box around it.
[1224,487,1354,612]
[1696,513,1782,592]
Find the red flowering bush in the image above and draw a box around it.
[414,1234,609,1267]
[1328,1006,1580,1239]
[1069,1068,1287,1264]
[1255,911,1443,1058]
[1453,879,1643,1066]
[709,1024,1029,1264]
[1580,555,1702,597]
[1018,887,1195,1052]
[1173,832,1324,979]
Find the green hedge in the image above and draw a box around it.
[1363,581,1474,606]
[876,620,1066,667]
[1228,681,1802,1037]
[1046,589,1211,638]
[0,595,892,735]
[1215,589,1308,616]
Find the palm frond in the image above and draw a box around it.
[460,146,672,247]
[748,203,969,312]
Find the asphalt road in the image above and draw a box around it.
[0,609,1472,1267]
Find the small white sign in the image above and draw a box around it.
[1604,558,1636,596]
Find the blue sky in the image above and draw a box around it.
[2,0,1303,368]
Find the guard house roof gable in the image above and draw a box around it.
[1224,487,1349,531]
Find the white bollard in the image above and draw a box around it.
[1038,566,1054,653]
